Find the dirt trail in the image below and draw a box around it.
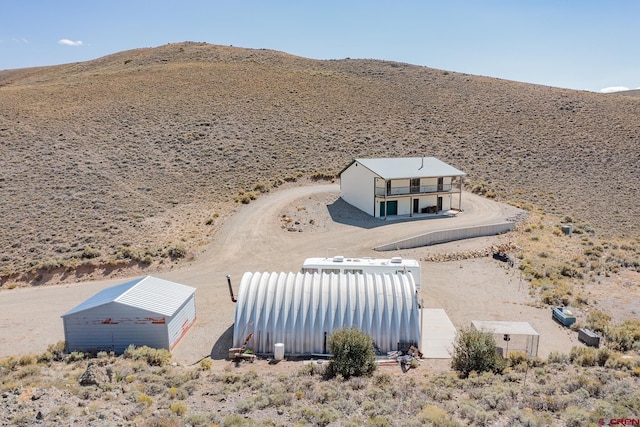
[0,185,578,362]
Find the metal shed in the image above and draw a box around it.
[62,276,196,354]
[232,271,421,356]
[471,320,540,358]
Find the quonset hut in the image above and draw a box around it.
[62,276,196,354]
[232,271,421,356]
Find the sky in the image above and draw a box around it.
[1,1,639,93]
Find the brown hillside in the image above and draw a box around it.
[1,41,639,282]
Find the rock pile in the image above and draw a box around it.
[78,362,110,386]
[421,242,518,263]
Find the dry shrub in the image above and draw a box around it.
[417,405,461,426]
[451,327,506,378]
[327,327,376,379]
[569,346,596,367]
[123,345,172,366]
[606,319,640,352]
[169,401,187,416]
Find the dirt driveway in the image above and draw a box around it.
[0,184,579,362]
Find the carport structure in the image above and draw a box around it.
[471,320,540,358]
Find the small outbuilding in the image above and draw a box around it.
[471,320,540,358]
[62,276,196,354]
[233,272,421,356]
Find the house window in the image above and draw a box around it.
[386,180,391,195]
[410,178,420,193]
[437,177,444,192]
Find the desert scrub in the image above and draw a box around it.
[547,351,569,365]
[168,386,188,400]
[416,404,461,427]
[606,319,640,352]
[569,346,597,367]
[451,327,506,378]
[204,212,219,225]
[199,358,212,370]
[123,344,172,366]
[115,245,160,264]
[563,405,591,427]
[587,310,611,334]
[253,182,271,193]
[136,392,154,407]
[327,327,376,379]
[14,364,40,379]
[37,341,67,363]
[65,351,87,363]
[234,189,257,204]
[310,171,336,181]
[297,405,340,426]
[184,413,215,426]
[167,244,187,259]
[540,283,572,306]
[81,245,101,259]
[170,401,187,416]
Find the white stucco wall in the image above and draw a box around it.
[341,159,464,218]
[341,161,376,216]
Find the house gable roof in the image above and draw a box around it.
[62,276,196,318]
[350,157,466,180]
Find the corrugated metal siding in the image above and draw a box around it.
[61,276,196,353]
[233,272,420,355]
[63,303,170,354]
[167,294,197,350]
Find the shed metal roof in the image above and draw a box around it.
[354,157,466,179]
[471,320,539,336]
[62,276,196,317]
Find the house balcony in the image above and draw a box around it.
[375,184,456,197]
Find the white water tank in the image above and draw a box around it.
[274,343,285,361]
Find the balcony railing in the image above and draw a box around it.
[375,184,455,196]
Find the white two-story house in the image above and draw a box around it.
[340,157,466,219]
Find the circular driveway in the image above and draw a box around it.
[0,185,535,362]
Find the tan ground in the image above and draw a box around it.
[1,42,639,284]
[0,184,579,363]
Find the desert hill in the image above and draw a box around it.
[1,41,639,283]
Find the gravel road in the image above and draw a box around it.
[0,184,579,362]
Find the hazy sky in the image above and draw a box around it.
[1,1,638,93]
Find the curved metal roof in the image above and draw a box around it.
[233,271,420,355]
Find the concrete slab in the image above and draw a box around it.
[421,308,457,359]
